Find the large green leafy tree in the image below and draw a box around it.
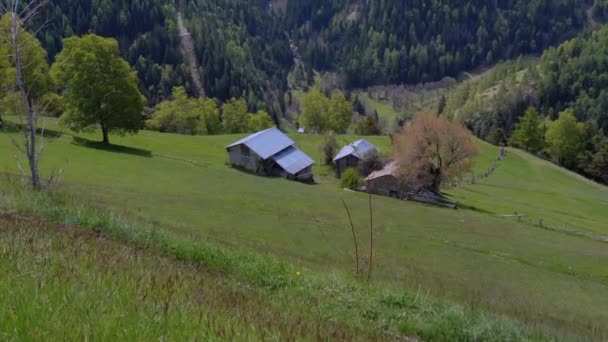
[199,98,221,135]
[248,110,274,132]
[299,88,329,133]
[146,86,221,135]
[327,90,352,134]
[545,109,585,168]
[51,35,146,145]
[509,107,545,153]
[0,13,50,119]
[221,98,249,134]
[146,86,201,135]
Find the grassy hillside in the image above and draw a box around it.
[1,118,608,339]
[449,142,608,236]
[0,214,299,340]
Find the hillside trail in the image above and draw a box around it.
[177,1,205,98]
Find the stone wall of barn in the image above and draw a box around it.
[336,156,360,178]
[295,166,314,183]
[367,175,402,198]
[227,145,262,173]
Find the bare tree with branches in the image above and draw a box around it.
[0,0,50,189]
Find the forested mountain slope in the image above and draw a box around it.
[35,0,588,114]
[285,0,586,87]
[38,0,291,115]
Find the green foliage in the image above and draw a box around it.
[0,13,50,106]
[299,88,329,133]
[146,87,204,135]
[545,110,585,168]
[509,107,545,152]
[39,92,64,117]
[487,128,507,146]
[578,136,608,184]
[355,115,381,136]
[248,110,274,132]
[0,92,23,118]
[286,0,584,87]
[299,89,353,134]
[443,59,534,139]
[340,168,362,190]
[319,133,338,166]
[327,90,353,133]
[51,35,145,144]
[221,98,249,134]
[200,98,221,135]
[35,0,291,119]
[537,27,608,132]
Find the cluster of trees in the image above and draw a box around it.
[444,30,608,185]
[470,27,608,184]
[299,89,352,133]
[24,0,588,122]
[286,0,585,88]
[510,108,608,184]
[146,88,273,135]
[1,13,145,146]
[442,57,537,142]
[35,0,291,120]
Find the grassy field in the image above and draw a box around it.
[0,213,290,340]
[2,118,608,339]
[0,185,536,341]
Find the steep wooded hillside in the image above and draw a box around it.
[34,0,587,114]
[285,0,586,87]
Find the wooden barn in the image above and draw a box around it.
[333,139,378,177]
[365,161,405,198]
[226,128,315,182]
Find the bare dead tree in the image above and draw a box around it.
[1,0,50,189]
[341,199,360,276]
[367,191,374,281]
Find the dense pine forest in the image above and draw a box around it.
[285,0,585,87]
[36,0,587,110]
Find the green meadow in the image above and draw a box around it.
[1,117,608,339]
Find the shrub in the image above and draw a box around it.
[319,133,338,166]
[340,168,363,190]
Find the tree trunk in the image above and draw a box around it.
[101,123,110,145]
[12,11,41,189]
[429,167,442,193]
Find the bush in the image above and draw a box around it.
[319,133,338,166]
[340,168,363,190]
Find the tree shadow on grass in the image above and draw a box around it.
[0,122,63,139]
[71,136,152,158]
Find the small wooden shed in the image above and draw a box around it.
[333,139,378,178]
[226,128,315,182]
[365,161,405,198]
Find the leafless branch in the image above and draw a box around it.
[342,199,360,276]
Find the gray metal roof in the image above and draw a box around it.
[271,146,315,175]
[226,127,295,160]
[333,139,378,161]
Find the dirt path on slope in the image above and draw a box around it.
[177,3,205,97]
